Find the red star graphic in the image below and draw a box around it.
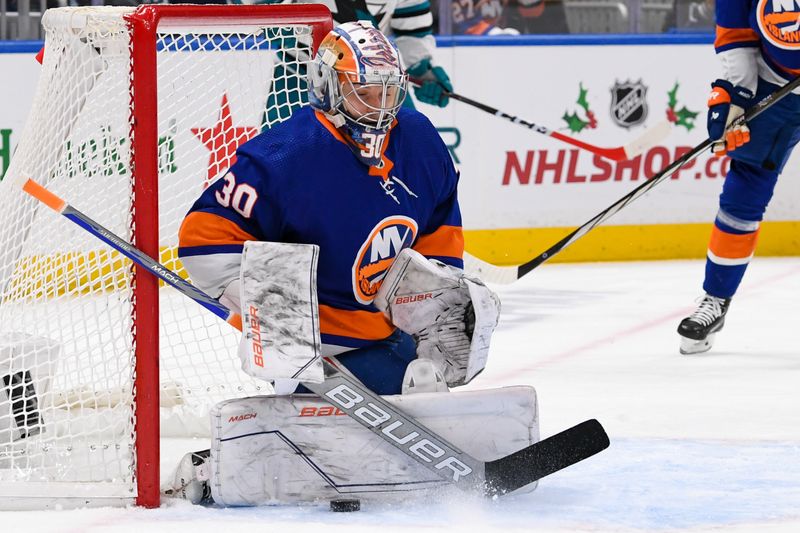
[192,93,259,188]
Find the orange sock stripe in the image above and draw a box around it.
[708,226,760,260]
[179,211,257,248]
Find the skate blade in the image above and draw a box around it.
[679,333,715,355]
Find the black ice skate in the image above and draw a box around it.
[677,295,731,355]
[163,449,213,504]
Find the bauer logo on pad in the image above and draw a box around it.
[238,241,323,383]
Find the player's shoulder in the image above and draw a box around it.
[393,107,445,146]
[238,107,324,157]
[395,106,437,130]
[235,107,332,174]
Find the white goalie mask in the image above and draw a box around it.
[309,21,408,133]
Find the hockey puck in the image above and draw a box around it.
[330,498,360,512]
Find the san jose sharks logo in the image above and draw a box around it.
[352,216,418,305]
[757,0,800,50]
[610,80,648,129]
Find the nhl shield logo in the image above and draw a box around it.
[610,80,648,129]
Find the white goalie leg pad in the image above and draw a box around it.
[208,386,539,505]
[238,241,323,383]
[374,248,500,387]
[0,333,59,443]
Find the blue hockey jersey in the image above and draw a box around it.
[178,106,463,353]
[716,0,800,75]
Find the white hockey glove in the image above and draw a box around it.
[374,248,500,387]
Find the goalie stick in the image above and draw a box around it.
[465,74,800,285]
[410,80,671,162]
[21,177,609,496]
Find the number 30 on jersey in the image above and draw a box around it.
[360,133,386,159]
[215,172,258,218]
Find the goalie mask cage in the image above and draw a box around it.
[0,5,332,509]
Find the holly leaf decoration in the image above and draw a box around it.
[562,111,588,133]
[667,82,679,110]
[576,83,590,113]
[674,106,699,130]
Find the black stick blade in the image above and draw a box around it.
[484,419,609,496]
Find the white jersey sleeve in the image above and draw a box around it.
[390,0,436,67]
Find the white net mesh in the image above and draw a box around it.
[0,6,320,504]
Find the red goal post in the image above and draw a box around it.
[128,4,332,509]
[0,4,331,509]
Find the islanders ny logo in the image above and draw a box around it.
[757,0,800,49]
[352,216,418,305]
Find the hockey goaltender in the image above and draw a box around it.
[164,20,607,507]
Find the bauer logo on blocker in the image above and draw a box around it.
[352,215,417,305]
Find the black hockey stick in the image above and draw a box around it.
[485,419,608,494]
[410,79,670,162]
[466,75,800,285]
[21,177,609,496]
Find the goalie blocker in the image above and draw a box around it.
[165,385,539,505]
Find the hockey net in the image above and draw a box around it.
[0,5,331,508]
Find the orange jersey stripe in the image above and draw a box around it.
[314,110,348,144]
[715,26,759,49]
[413,225,464,259]
[708,226,760,259]
[764,54,800,76]
[319,304,395,341]
[179,211,257,248]
[314,110,398,179]
[780,65,800,76]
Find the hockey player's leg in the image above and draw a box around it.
[679,76,800,354]
[678,81,793,354]
[165,386,538,506]
[290,330,417,396]
[678,295,731,355]
[165,356,449,506]
[678,161,776,353]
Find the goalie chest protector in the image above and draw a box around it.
[179,106,464,351]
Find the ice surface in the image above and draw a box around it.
[2,258,799,532]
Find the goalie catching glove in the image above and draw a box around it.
[374,248,500,387]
